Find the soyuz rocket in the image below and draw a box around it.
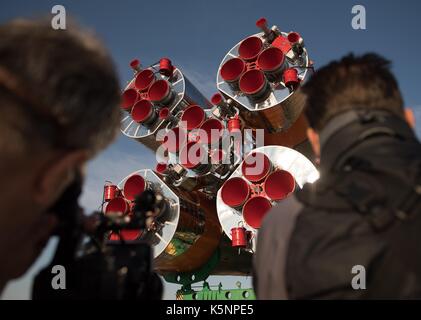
[101,18,319,287]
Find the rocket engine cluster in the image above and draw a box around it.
[101,18,319,279]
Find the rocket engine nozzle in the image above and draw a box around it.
[180,104,206,130]
[148,79,174,105]
[242,196,272,229]
[104,169,222,274]
[241,152,272,183]
[121,58,212,153]
[131,99,157,124]
[105,197,130,215]
[264,170,295,201]
[123,174,147,201]
[220,58,246,88]
[110,230,143,241]
[216,146,319,243]
[238,36,263,61]
[121,88,139,111]
[221,177,250,208]
[239,69,270,101]
[257,47,287,81]
[135,69,155,91]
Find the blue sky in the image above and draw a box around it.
[1,0,421,299]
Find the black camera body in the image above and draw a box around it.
[33,240,162,300]
[32,174,162,300]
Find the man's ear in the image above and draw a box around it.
[33,150,89,206]
[307,128,320,159]
[404,108,416,129]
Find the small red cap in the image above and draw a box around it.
[211,93,223,105]
[155,162,168,174]
[283,68,299,87]
[130,59,140,70]
[228,117,241,132]
[159,107,170,120]
[159,57,174,77]
[287,32,301,44]
[256,17,267,29]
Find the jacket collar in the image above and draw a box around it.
[318,109,416,173]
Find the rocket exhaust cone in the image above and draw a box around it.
[123,174,147,201]
[241,152,271,183]
[239,69,270,101]
[135,69,155,91]
[242,196,272,229]
[220,58,246,83]
[131,99,156,124]
[180,105,206,130]
[119,230,142,241]
[257,47,286,72]
[110,229,142,241]
[264,170,295,201]
[238,36,263,61]
[221,177,251,208]
[121,88,139,110]
[148,79,174,105]
[105,197,129,215]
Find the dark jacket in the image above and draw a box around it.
[254,110,421,299]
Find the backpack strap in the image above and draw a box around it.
[299,108,421,232]
[331,156,421,231]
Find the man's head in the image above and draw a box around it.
[301,53,415,158]
[0,19,121,286]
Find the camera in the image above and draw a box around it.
[32,173,163,300]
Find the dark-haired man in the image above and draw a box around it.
[254,53,421,299]
[0,19,121,294]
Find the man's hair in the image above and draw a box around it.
[301,53,404,131]
[0,18,121,159]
